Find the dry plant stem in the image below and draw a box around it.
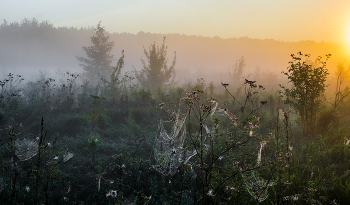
[242,85,263,112]
[276,107,281,202]
[35,117,47,205]
[8,128,18,204]
[224,87,242,108]
[224,86,264,120]
[283,110,291,183]
[332,64,350,111]
[0,73,24,108]
[213,159,262,195]
[4,129,34,204]
[179,163,184,205]
[168,82,268,203]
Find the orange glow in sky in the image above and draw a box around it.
[1,0,350,44]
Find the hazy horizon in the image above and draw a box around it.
[2,1,350,93]
[2,0,350,45]
[1,22,349,90]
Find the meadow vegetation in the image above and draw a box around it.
[0,22,350,205]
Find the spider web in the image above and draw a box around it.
[152,112,187,176]
[63,149,74,162]
[241,141,274,202]
[241,170,274,202]
[14,138,38,161]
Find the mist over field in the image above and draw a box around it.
[1,19,349,89]
[1,18,350,204]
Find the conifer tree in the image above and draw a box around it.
[77,22,114,85]
[135,37,176,90]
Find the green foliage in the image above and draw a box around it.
[135,37,176,90]
[208,81,215,96]
[87,132,102,155]
[90,94,104,132]
[2,41,350,204]
[280,52,331,137]
[77,22,115,85]
[56,114,90,136]
[0,73,24,113]
[151,79,274,204]
[130,87,154,106]
[110,50,125,88]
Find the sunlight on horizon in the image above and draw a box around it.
[1,0,350,44]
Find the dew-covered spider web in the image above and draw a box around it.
[14,138,38,161]
[241,141,274,203]
[152,112,187,176]
[241,170,274,202]
[63,148,74,162]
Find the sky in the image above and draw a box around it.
[1,0,350,44]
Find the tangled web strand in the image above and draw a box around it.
[153,112,187,176]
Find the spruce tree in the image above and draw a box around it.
[77,22,114,85]
[135,37,176,90]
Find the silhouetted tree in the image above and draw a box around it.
[135,37,176,90]
[77,22,114,85]
[229,56,246,86]
[280,52,331,137]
